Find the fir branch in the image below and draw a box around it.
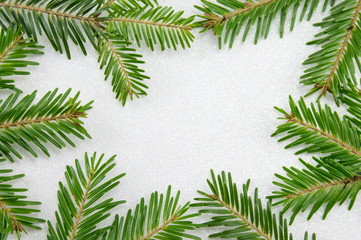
[47,152,125,240]
[0,89,92,162]
[301,0,361,96]
[207,193,272,240]
[105,186,200,240]
[0,168,44,237]
[269,158,361,223]
[285,115,361,156]
[106,0,195,50]
[192,170,316,240]
[272,96,361,166]
[97,34,149,105]
[0,26,43,91]
[194,0,335,47]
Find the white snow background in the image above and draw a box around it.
[3,0,361,239]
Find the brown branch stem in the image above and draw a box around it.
[286,176,361,199]
[69,170,94,240]
[0,3,97,22]
[102,0,117,9]
[0,201,23,232]
[105,17,193,30]
[0,3,193,30]
[225,0,276,19]
[0,33,23,63]
[0,112,85,129]
[139,214,179,240]
[207,0,277,27]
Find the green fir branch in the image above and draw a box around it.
[269,157,361,223]
[105,186,200,240]
[0,168,44,238]
[272,96,361,166]
[97,34,149,105]
[0,26,43,91]
[194,0,334,47]
[301,0,361,97]
[0,89,92,162]
[47,152,126,240]
[192,170,316,240]
[105,0,195,51]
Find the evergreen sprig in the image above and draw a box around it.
[300,0,361,96]
[269,157,361,224]
[97,34,149,105]
[0,168,44,238]
[47,152,126,240]
[106,0,195,51]
[272,96,361,166]
[0,26,43,91]
[192,170,316,240]
[0,89,92,162]
[105,186,200,240]
[194,0,334,47]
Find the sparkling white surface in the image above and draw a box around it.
[3,1,361,239]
